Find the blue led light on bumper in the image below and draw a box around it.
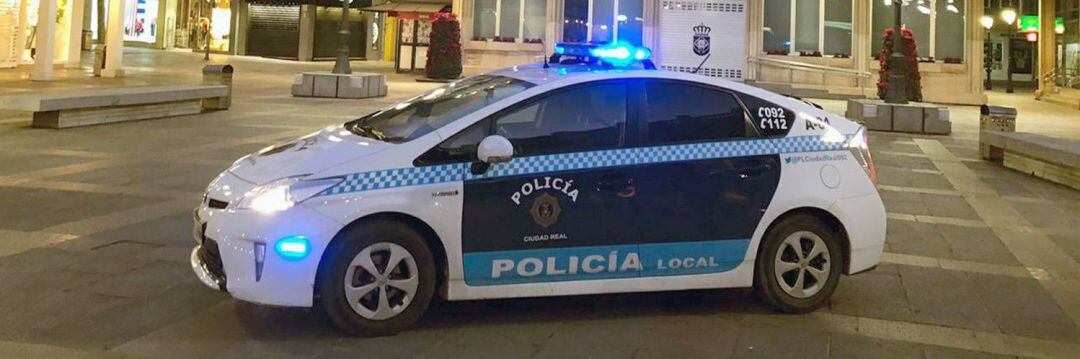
[275,236,310,261]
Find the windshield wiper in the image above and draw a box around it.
[348,123,389,141]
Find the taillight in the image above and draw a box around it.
[847,126,877,185]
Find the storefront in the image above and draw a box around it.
[453,0,989,105]
[173,0,238,52]
[239,0,373,60]
[361,0,449,72]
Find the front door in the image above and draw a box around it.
[630,80,781,277]
[458,81,642,286]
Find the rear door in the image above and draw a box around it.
[630,79,781,277]
[422,80,642,286]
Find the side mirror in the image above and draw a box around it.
[477,135,513,164]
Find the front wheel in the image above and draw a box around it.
[754,214,843,313]
[319,220,436,336]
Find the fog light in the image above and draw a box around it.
[275,236,310,261]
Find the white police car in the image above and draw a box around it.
[191,43,885,336]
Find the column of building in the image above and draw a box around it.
[851,0,871,96]
[967,0,986,102]
[1037,0,1056,97]
[30,0,57,80]
[103,0,126,77]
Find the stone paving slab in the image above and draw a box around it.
[0,188,162,232]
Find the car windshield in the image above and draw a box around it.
[345,75,534,143]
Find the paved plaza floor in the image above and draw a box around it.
[0,48,1079,358]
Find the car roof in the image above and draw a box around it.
[486,62,813,113]
[487,62,659,87]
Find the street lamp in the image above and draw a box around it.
[332,0,354,74]
[1000,8,1018,27]
[883,0,908,104]
[982,15,994,90]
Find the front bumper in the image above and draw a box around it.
[189,173,344,307]
[191,245,226,291]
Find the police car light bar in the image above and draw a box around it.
[551,42,655,69]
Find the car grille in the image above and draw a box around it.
[198,238,227,287]
[208,198,229,209]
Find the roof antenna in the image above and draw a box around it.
[691,54,711,74]
[542,39,550,69]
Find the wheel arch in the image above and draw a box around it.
[314,212,450,300]
[758,206,852,274]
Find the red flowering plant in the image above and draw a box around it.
[877,28,923,102]
[425,12,463,80]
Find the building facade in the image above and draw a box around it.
[450,0,990,105]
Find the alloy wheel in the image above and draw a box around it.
[773,231,831,299]
[343,242,420,320]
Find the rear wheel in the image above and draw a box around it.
[319,220,436,336]
[754,214,842,313]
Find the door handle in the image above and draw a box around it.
[596,176,634,194]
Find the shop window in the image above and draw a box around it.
[935,0,964,61]
[562,0,643,45]
[872,0,964,63]
[794,0,819,52]
[824,0,853,56]
[474,0,497,39]
[498,0,520,41]
[472,0,547,43]
[523,0,547,40]
[763,0,851,56]
[123,0,160,43]
[762,0,792,54]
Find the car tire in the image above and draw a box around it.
[319,220,436,336]
[754,214,843,313]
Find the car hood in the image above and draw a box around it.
[228,126,390,184]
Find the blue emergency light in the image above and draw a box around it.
[550,42,655,69]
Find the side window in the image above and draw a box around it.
[415,119,492,165]
[740,94,794,137]
[641,81,749,145]
[493,82,627,156]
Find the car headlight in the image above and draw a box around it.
[235,177,344,214]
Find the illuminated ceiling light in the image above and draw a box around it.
[946,0,959,14]
[981,15,994,30]
[1001,8,1018,26]
[917,0,931,15]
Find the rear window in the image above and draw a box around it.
[345,75,533,143]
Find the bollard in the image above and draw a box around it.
[979,105,1017,132]
[93,46,106,77]
[979,105,1017,161]
[81,31,93,51]
[202,64,234,110]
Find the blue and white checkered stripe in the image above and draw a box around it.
[467,147,639,180]
[321,163,464,196]
[638,139,776,165]
[318,135,847,197]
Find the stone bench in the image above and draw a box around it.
[846,99,951,135]
[0,85,228,129]
[980,131,1080,190]
[291,72,387,99]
